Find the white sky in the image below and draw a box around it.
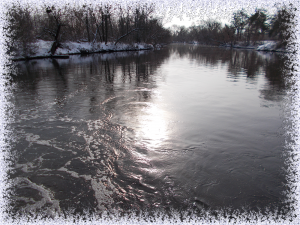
[157,0,287,29]
[0,0,296,29]
[163,15,231,28]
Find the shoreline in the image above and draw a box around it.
[11,40,292,62]
[10,40,156,62]
[11,47,154,62]
[220,45,290,53]
[173,41,291,53]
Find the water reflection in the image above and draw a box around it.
[5,45,292,219]
[136,103,170,149]
[169,44,289,103]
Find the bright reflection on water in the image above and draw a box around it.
[136,103,170,149]
[5,44,293,219]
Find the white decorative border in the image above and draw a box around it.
[0,0,298,224]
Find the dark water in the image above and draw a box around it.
[5,44,292,218]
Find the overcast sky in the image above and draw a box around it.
[156,0,289,29]
[1,0,296,29]
[163,14,231,28]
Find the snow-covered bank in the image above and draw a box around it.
[256,41,291,53]
[220,40,290,53]
[256,41,278,51]
[12,40,155,61]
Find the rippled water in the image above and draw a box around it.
[5,44,292,218]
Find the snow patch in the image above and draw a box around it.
[256,41,278,51]
[13,40,154,59]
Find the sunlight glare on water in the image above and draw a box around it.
[5,44,293,219]
[136,103,170,150]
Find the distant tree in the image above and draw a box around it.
[83,5,91,42]
[231,9,249,42]
[170,25,180,36]
[4,3,37,56]
[114,3,170,45]
[132,4,155,43]
[204,20,222,43]
[145,19,171,44]
[246,9,268,44]
[188,25,200,42]
[220,24,235,45]
[269,3,297,48]
[175,26,189,42]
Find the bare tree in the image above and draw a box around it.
[220,25,235,45]
[269,3,297,48]
[40,6,66,55]
[246,9,268,44]
[4,3,37,56]
[231,9,249,42]
[5,2,173,57]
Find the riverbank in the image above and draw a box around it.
[11,40,155,61]
[221,41,289,53]
[184,40,290,53]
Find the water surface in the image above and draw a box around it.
[6,44,291,218]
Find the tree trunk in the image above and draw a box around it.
[86,13,90,42]
[105,15,108,43]
[114,28,141,45]
[50,23,61,55]
[50,41,58,55]
[101,11,105,43]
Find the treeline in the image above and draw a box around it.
[171,3,296,47]
[4,3,172,56]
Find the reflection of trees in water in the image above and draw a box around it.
[10,45,290,106]
[103,60,114,83]
[8,58,72,106]
[168,44,291,103]
[265,55,287,89]
[169,44,232,67]
[7,45,292,215]
[8,50,171,131]
[260,55,290,103]
[10,48,170,99]
[117,49,169,83]
[169,44,266,76]
[227,50,267,78]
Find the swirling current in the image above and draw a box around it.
[4,44,294,220]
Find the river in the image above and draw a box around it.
[5,44,293,219]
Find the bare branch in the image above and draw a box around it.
[43,27,56,37]
[114,28,143,45]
